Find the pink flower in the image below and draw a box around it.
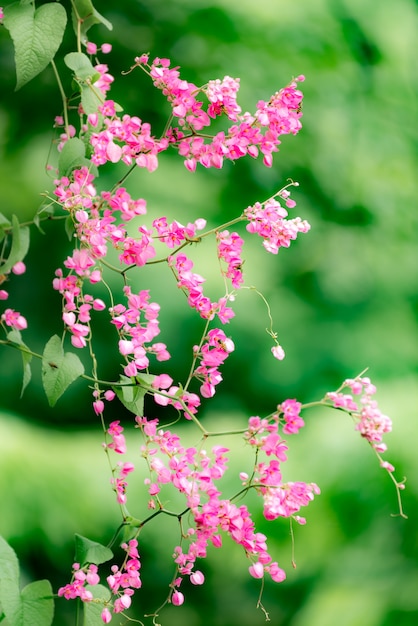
[101,607,112,623]
[86,42,97,55]
[12,261,26,275]
[190,570,205,585]
[249,562,264,579]
[1,308,27,330]
[271,345,285,360]
[171,590,184,606]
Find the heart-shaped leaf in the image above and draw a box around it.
[3,3,67,90]
[74,534,113,567]
[17,580,54,626]
[42,335,85,407]
[0,538,54,626]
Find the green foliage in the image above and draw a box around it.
[74,534,113,567]
[58,136,89,177]
[112,374,155,416]
[41,335,85,406]
[71,0,113,42]
[0,536,54,626]
[3,2,67,90]
[6,330,32,397]
[64,51,100,81]
[0,215,30,275]
[83,585,111,626]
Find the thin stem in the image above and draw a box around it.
[51,60,70,137]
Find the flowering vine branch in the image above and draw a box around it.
[0,2,406,625]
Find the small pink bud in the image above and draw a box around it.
[101,607,112,623]
[190,570,205,585]
[172,591,184,606]
[93,298,106,311]
[0,290,8,300]
[90,269,102,283]
[93,400,105,415]
[86,42,97,55]
[119,339,134,355]
[12,261,26,275]
[101,43,112,54]
[249,562,264,579]
[271,344,285,360]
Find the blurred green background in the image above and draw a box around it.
[0,0,417,624]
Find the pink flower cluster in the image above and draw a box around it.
[193,328,235,398]
[1,307,27,331]
[245,193,310,254]
[277,398,305,435]
[168,252,235,323]
[152,215,206,248]
[327,376,397,475]
[110,286,170,378]
[327,376,392,445]
[81,54,305,173]
[216,230,244,289]
[137,416,287,597]
[58,540,141,623]
[0,262,28,331]
[58,563,100,602]
[42,42,406,626]
[244,415,319,522]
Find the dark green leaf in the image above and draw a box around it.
[0,215,30,275]
[3,3,67,90]
[41,335,85,407]
[74,535,113,567]
[7,330,32,397]
[113,375,154,416]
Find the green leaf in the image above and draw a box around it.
[113,375,154,416]
[80,84,104,115]
[72,0,113,42]
[58,137,90,177]
[41,335,85,407]
[7,330,32,397]
[0,213,11,244]
[17,580,54,626]
[0,537,20,624]
[33,202,56,235]
[74,535,113,567]
[0,539,55,626]
[0,215,30,275]
[83,584,111,626]
[64,52,100,82]
[3,3,67,90]
[64,215,75,242]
